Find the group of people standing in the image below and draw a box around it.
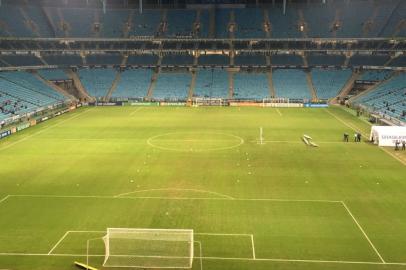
[395,140,406,151]
[343,132,362,142]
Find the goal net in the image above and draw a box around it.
[103,228,194,269]
[192,97,223,106]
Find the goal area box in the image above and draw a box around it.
[102,228,194,269]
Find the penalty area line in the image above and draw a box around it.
[341,201,385,263]
[0,253,404,266]
[0,195,10,205]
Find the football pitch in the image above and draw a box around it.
[0,106,405,270]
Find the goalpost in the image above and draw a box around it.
[102,228,194,269]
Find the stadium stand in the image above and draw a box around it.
[161,54,194,66]
[359,70,392,81]
[42,54,83,66]
[165,9,196,38]
[307,54,346,67]
[98,9,130,38]
[78,68,117,98]
[0,54,43,67]
[127,55,159,66]
[233,72,270,99]
[198,54,230,66]
[0,71,64,101]
[273,69,312,99]
[86,53,123,66]
[112,69,152,99]
[197,10,210,38]
[311,69,352,99]
[268,7,301,38]
[153,72,191,100]
[0,4,34,37]
[271,54,303,66]
[194,69,229,98]
[349,54,391,67]
[234,8,265,38]
[234,54,267,67]
[0,71,66,120]
[215,9,231,38]
[388,56,406,67]
[354,73,406,121]
[38,69,70,81]
[59,8,97,37]
[130,10,162,36]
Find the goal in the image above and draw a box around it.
[103,228,194,268]
[192,97,223,106]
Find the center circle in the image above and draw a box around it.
[147,132,244,152]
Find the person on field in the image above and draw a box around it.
[402,140,406,151]
[343,133,349,142]
[357,133,361,142]
[395,140,400,151]
[354,133,358,142]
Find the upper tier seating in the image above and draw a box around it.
[42,54,83,66]
[234,8,265,38]
[161,54,194,66]
[127,55,159,66]
[307,54,346,67]
[198,55,230,66]
[234,72,270,99]
[273,69,312,99]
[38,69,69,80]
[268,6,301,38]
[153,72,191,100]
[311,69,352,99]
[359,70,392,81]
[165,10,195,38]
[388,56,406,67]
[234,54,267,66]
[271,54,303,66]
[194,69,229,98]
[0,2,405,38]
[215,9,231,38]
[0,55,43,67]
[78,68,117,98]
[349,54,390,67]
[112,69,152,99]
[130,10,162,36]
[86,54,123,66]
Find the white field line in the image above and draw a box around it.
[129,107,143,116]
[0,108,94,152]
[115,188,235,199]
[251,140,355,144]
[6,194,341,203]
[0,252,405,266]
[341,201,385,263]
[250,234,256,259]
[325,109,406,166]
[0,195,10,205]
[276,108,283,116]
[324,109,367,137]
[47,231,70,255]
[195,241,203,270]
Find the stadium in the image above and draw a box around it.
[0,0,406,269]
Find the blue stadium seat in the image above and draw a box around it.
[234,72,269,99]
[78,68,117,98]
[153,72,191,100]
[273,69,312,99]
[194,69,229,98]
[311,69,352,99]
[112,69,152,99]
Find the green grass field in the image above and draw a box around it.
[0,106,405,270]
